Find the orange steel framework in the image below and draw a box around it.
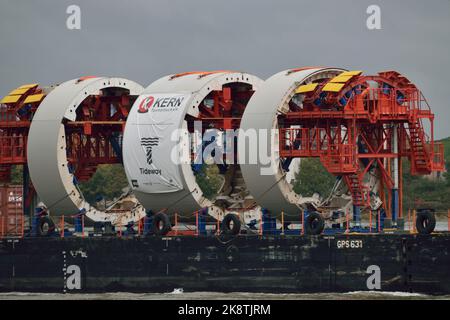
[0,84,44,215]
[0,79,136,218]
[278,70,444,220]
[65,92,135,182]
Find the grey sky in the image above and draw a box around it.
[1,0,449,138]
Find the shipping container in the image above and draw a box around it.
[0,185,23,237]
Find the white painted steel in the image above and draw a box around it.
[27,77,144,223]
[239,67,345,215]
[123,72,263,221]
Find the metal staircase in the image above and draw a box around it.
[343,173,369,207]
[408,119,432,174]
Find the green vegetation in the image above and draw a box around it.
[195,164,224,199]
[9,164,129,205]
[292,158,335,197]
[10,165,23,184]
[402,137,450,212]
[78,164,129,204]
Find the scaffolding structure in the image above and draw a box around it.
[278,70,444,223]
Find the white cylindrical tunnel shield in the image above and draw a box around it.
[123,71,262,220]
[27,77,144,223]
[238,67,345,216]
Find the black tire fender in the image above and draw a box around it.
[416,210,436,234]
[305,211,325,235]
[221,214,241,235]
[152,212,171,236]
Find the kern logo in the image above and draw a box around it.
[137,95,185,113]
[141,137,159,165]
[137,96,155,113]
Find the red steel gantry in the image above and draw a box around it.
[278,70,444,223]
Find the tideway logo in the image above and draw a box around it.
[137,95,185,113]
[141,137,159,165]
[140,137,162,175]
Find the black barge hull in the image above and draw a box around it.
[1,234,449,294]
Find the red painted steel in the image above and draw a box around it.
[278,72,444,210]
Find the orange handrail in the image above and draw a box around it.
[195,211,199,237]
[82,215,85,238]
[137,218,142,236]
[259,211,263,236]
[216,216,220,235]
[20,215,24,238]
[301,210,305,235]
[346,208,350,233]
[378,209,381,233]
[408,209,412,234]
[60,215,65,238]
[174,213,178,236]
[1,216,4,238]
[448,209,450,232]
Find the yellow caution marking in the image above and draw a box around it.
[330,75,354,83]
[23,94,45,104]
[9,88,29,95]
[322,83,346,92]
[295,83,318,94]
[0,95,21,104]
[339,70,363,76]
[18,84,38,89]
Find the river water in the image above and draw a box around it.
[0,291,449,300]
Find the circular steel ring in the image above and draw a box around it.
[27,77,144,222]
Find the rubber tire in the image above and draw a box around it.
[305,211,325,235]
[39,216,55,237]
[221,214,241,235]
[416,211,436,234]
[152,212,171,236]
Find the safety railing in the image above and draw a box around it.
[0,135,27,164]
[279,128,357,174]
[258,210,305,236]
[169,210,228,236]
[405,209,450,234]
[3,208,450,240]
[278,127,324,158]
[319,143,357,174]
[65,133,121,168]
[428,142,445,171]
[345,87,430,120]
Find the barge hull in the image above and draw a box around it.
[0,234,449,294]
